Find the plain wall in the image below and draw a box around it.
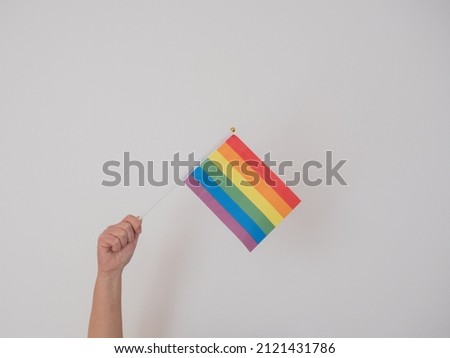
[0,0,449,337]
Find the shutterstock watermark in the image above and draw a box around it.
[101,151,348,187]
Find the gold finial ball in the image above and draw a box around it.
[230,127,236,133]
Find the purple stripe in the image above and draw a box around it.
[186,175,258,252]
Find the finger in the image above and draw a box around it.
[122,215,142,235]
[116,221,135,243]
[103,227,128,249]
[122,214,142,234]
[98,233,122,253]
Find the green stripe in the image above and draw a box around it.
[202,159,275,235]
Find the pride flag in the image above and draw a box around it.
[185,134,301,251]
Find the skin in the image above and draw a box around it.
[88,214,142,338]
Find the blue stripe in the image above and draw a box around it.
[192,167,266,243]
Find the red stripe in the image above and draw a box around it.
[225,134,301,209]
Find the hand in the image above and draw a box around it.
[97,215,142,274]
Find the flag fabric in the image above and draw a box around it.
[185,134,301,251]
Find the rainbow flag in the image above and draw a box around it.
[185,134,301,251]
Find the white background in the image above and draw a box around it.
[0,1,449,337]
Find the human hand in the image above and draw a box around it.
[97,215,142,275]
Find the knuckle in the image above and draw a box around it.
[126,222,134,232]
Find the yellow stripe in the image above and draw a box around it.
[208,150,284,226]
[218,142,293,218]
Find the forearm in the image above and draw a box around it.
[88,271,123,338]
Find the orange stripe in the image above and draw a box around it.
[217,142,293,218]
[226,135,301,209]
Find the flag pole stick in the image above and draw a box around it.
[139,127,236,220]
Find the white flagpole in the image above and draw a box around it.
[139,127,236,220]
